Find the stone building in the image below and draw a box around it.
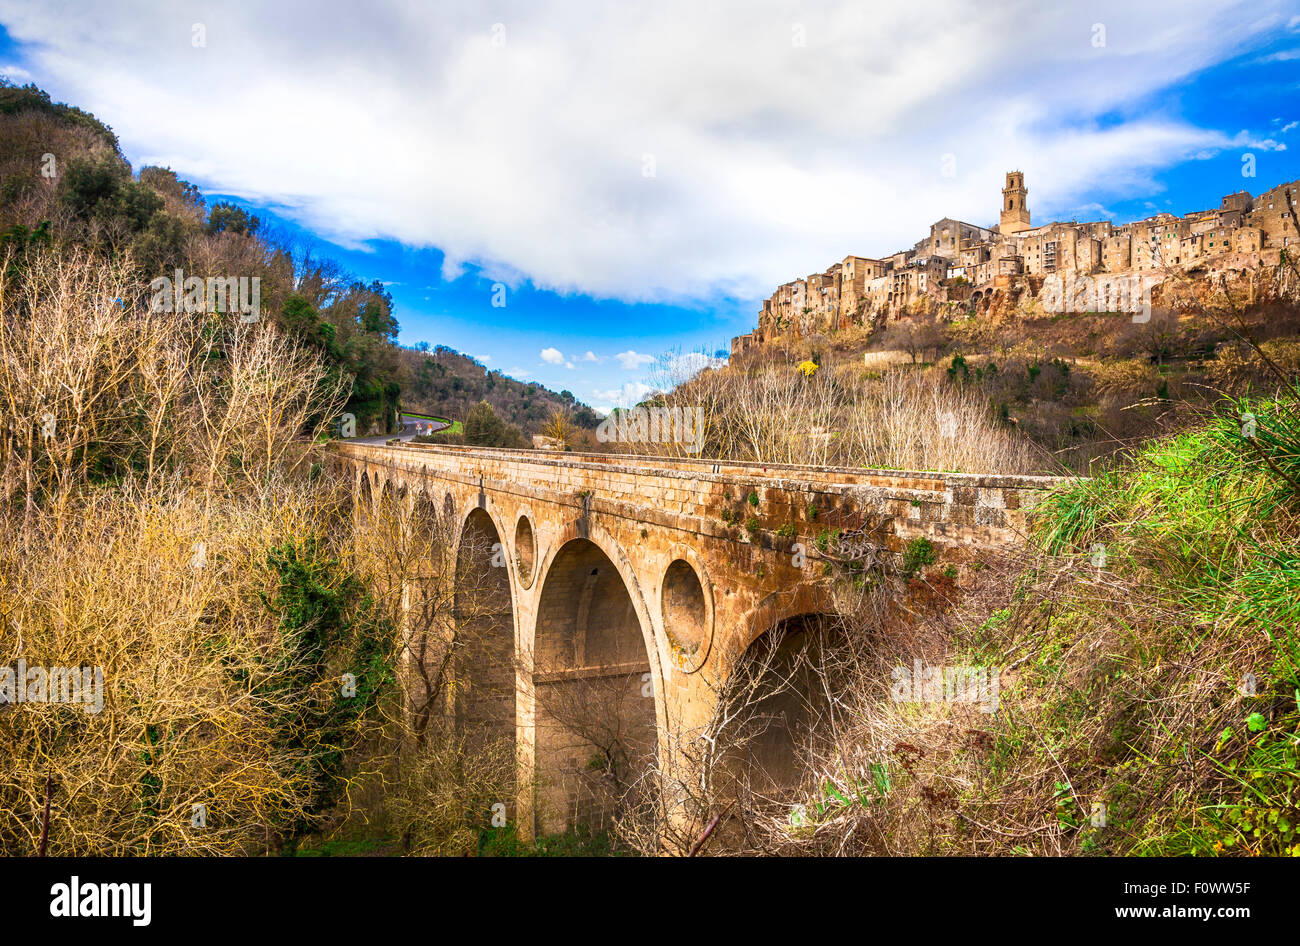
[1247,180,1300,254]
[737,171,1300,354]
[925,218,997,260]
[999,171,1032,234]
[1015,223,1102,276]
[840,255,888,318]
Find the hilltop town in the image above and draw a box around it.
[733,171,1300,355]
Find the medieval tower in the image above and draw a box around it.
[1000,170,1032,234]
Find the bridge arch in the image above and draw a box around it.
[712,610,848,835]
[512,504,538,590]
[452,506,518,775]
[528,522,664,835]
[355,467,373,509]
[658,543,716,675]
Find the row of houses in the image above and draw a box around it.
[733,172,1300,355]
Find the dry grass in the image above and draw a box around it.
[645,356,1040,474]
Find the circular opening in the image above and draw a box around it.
[661,559,708,664]
[514,515,536,588]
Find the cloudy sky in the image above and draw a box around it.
[2,0,1299,410]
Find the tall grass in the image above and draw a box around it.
[655,359,1041,474]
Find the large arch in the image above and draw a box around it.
[709,611,850,848]
[355,467,373,515]
[453,507,517,770]
[531,536,659,836]
[401,488,456,735]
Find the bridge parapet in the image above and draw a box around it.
[336,440,1069,554]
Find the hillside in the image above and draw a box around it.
[397,343,602,437]
[722,381,1300,856]
[728,264,1300,474]
[642,268,1300,856]
[0,80,416,437]
[0,80,595,443]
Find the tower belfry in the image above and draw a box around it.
[1000,171,1031,234]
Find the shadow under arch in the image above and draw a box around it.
[531,535,659,836]
[711,611,850,841]
[356,468,373,510]
[453,507,517,771]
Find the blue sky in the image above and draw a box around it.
[1,2,1298,411]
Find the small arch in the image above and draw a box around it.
[660,557,712,672]
[356,468,373,510]
[514,513,537,589]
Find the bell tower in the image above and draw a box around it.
[1000,170,1031,234]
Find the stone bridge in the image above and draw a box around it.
[336,440,1065,840]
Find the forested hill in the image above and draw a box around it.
[0,80,598,440]
[0,79,413,435]
[398,344,602,436]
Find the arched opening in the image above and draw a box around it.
[661,558,708,668]
[712,614,848,838]
[404,490,456,734]
[453,508,516,767]
[356,469,372,511]
[514,515,536,588]
[532,538,656,836]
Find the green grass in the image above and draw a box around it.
[1013,385,1300,855]
[290,837,399,856]
[476,823,628,857]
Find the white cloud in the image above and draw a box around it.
[0,0,1291,305]
[593,381,653,410]
[0,64,33,82]
[665,350,726,381]
[581,351,602,362]
[615,350,655,370]
[540,347,565,365]
[1231,130,1287,151]
[1282,121,1299,134]
[1255,47,1300,62]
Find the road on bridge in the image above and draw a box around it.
[347,413,452,445]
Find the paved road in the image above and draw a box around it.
[348,413,451,445]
